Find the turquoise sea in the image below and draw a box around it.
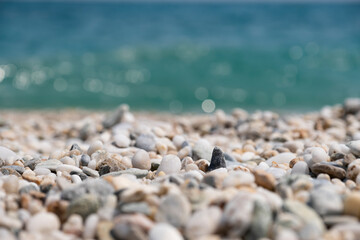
[0,2,359,112]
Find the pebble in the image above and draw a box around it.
[207,147,226,171]
[193,139,212,161]
[36,159,62,171]
[0,146,19,165]
[347,159,360,180]
[156,193,191,228]
[265,152,296,166]
[253,169,276,190]
[3,175,19,194]
[87,140,103,156]
[67,194,100,219]
[311,162,346,179]
[291,161,309,175]
[114,134,131,148]
[346,140,360,156]
[34,167,51,176]
[63,214,83,236]
[156,155,181,175]
[135,134,156,152]
[185,206,222,239]
[344,192,360,219]
[83,214,99,239]
[310,186,343,216]
[83,166,100,178]
[308,147,329,167]
[26,212,60,232]
[149,223,184,240]
[102,168,149,178]
[80,154,90,166]
[132,149,151,170]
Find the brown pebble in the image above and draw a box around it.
[253,169,276,191]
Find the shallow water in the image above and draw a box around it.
[0,2,359,112]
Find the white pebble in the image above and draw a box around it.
[157,154,181,174]
[132,149,151,170]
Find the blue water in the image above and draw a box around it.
[0,2,359,112]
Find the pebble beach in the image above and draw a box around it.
[2,99,360,240]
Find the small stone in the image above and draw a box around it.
[323,215,358,227]
[347,140,360,156]
[247,200,272,239]
[57,164,82,173]
[267,167,287,179]
[172,135,186,149]
[35,159,62,171]
[26,212,60,233]
[207,147,226,171]
[67,194,100,219]
[24,158,41,170]
[99,165,111,175]
[253,169,276,190]
[34,168,51,176]
[3,175,19,194]
[311,162,346,179]
[185,206,222,239]
[222,192,255,237]
[103,104,128,128]
[156,193,191,228]
[80,154,90,166]
[156,155,181,175]
[83,214,99,239]
[0,146,19,165]
[344,192,360,219]
[132,150,151,170]
[2,165,25,175]
[193,139,213,161]
[70,143,81,151]
[265,152,296,166]
[111,222,147,240]
[149,223,184,240]
[71,174,82,184]
[310,186,343,216]
[87,140,103,156]
[291,161,309,175]
[347,159,360,181]
[102,168,149,178]
[118,202,151,216]
[83,167,100,178]
[135,134,156,152]
[114,134,131,148]
[19,183,40,195]
[63,214,83,236]
[283,200,325,238]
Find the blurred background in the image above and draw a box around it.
[0,0,359,113]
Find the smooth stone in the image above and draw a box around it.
[67,194,100,219]
[156,155,181,175]
[344,192,360,219]
[19,183,40,195]
[347,159,360,180]
[114,134,131,148]
[192,139,212,161]
[87,140,103,156]
[149,223,184,240]
[253,169,276,191]
[311,162,346,179]
[291,161,309,175]
[83,214,99,239]
[0,146,19,165]
[2,165,25,175]
[36,159,62,171]
[222,171,255,188]
[265,152,296,166]
[103,104,128,128]
[63,214,83,236]
[71,174,82,184]
[310,186,343,216]
[118,202,151,215]
[83,167,100,178]
[3,175,19,194]
[99,165,111,176]
[283,200,325,238]
[185,206,222,239]
[70,143,81,151]
[135,134,156,152]
[132,149,151,170]
[24,158,41,170]
[88,160,97,170]
[56,164,82,173]
[330,223,360,238]
[222,192,254,237]
[307,147,329,167]
[111,222,147,240]
[240,152,256,161]
[207,147,226,171]
[80,154,90,166]
[102,168,148,178]
[267,167,287,179]
[347,140,360,156]
[247,200,272,240]
[34,168,51,176]
[156,193,191,228]
[172,135,186,149]
[323,215,358,227]
[26,212,60,232]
